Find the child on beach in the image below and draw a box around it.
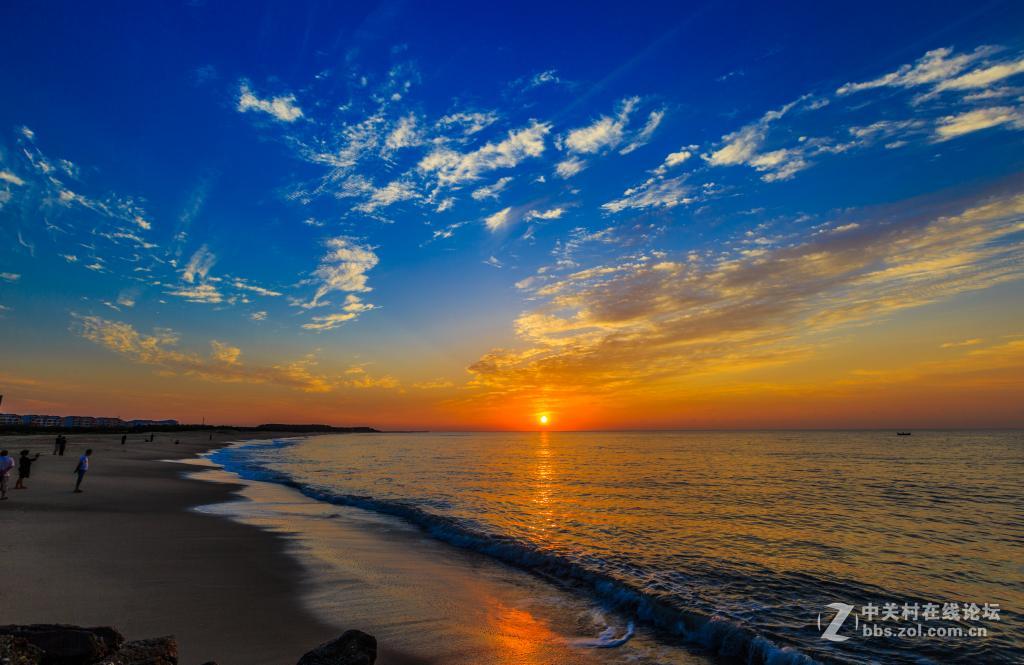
[0,450,14,500]
[73,449,92,493]
[14,450,40,489]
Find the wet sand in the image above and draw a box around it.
[0,430,426,665]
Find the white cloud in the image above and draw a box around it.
[0,272,20,282]
[663,149,693,168]
[934,57,1024,93]
[250,311,268,321]
[934,106,1024,141]
[418,121,550,186]
[167,283,223,304]
[385,114,423,150]
[182,245,216,283]
[233,278,283,297]
[303,237,378,309]
[343,178,418,213]
[484,207,514,232]
[563,97,638,154]
[0,170,25,186]
[703,99,812,181]
[602,176,692,213]
[528,70,560,88]
[237,82,303,122]
[484,256,503,268]
[555,157,587,179]
[524,208,565,221]
[836,46,996,95]
[620,109,665,154]
[437,111,499,135]
[302,294,376,331]
[471,177,513,201]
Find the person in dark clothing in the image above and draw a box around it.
[73,449,92,493]
[121,434,127,445]
[52,435,60,455]
[57,435,67,456]
[14,450,40,489]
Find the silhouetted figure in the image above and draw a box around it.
[52,435,61,455]
[121,434,127,446]
[15,450,40,489]
[73,449,92,493]
[57,435,67,456]
[0,450,14,500]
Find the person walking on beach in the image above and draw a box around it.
[57,434,67,456]
[121,434,126,446]
[73,449,92,493]
[52,435,61,455]
[0,450,15,500]
[14,450,40,490]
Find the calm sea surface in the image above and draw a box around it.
[210,431,1022,664]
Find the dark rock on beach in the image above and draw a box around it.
[0,625,125,664]
[0,625,376,665]
[103,637,179,665]
[296,630,377,665]
[0,635,44,665]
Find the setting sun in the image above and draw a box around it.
[538,414,549,426]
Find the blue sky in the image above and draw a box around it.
[1,1,1023,428]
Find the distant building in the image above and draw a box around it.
[23,414,63,427]
[128,419,179,428]
[0,412,177,428]
[63,416,97,428]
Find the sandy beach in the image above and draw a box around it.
[0,430,423,665]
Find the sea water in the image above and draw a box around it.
[208,430,1022,664]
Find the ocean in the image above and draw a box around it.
[205,430,1022,664]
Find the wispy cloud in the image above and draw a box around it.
[473,188,1024,402]
[484,207,514,232]
[603,176,692,213]
[418,121,550,186]
[237,82,304,122]
[471,176,513,201]
[837,46,997,96]
[934,106,1024,141]
[75,314,331,391]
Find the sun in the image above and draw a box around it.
[538,414,550,426]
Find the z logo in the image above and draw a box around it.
[818,602,858,642]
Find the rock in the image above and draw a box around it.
[0,635,44,665]
[296,630,376,665]
[0,625,124,664]
[100,636,178,665]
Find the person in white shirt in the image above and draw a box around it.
[0,450,14,500]
[73,449,92,493]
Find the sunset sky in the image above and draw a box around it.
[1,1,1023,430]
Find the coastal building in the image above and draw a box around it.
[0,412,178,428]
[128,419,179,427]
[22,414,63,427]
[63,416,98,428]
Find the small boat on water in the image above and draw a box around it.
[896,432,912,436]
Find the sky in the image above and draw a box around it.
[1,0,1023,430]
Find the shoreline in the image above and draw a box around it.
[0,430,423,665]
